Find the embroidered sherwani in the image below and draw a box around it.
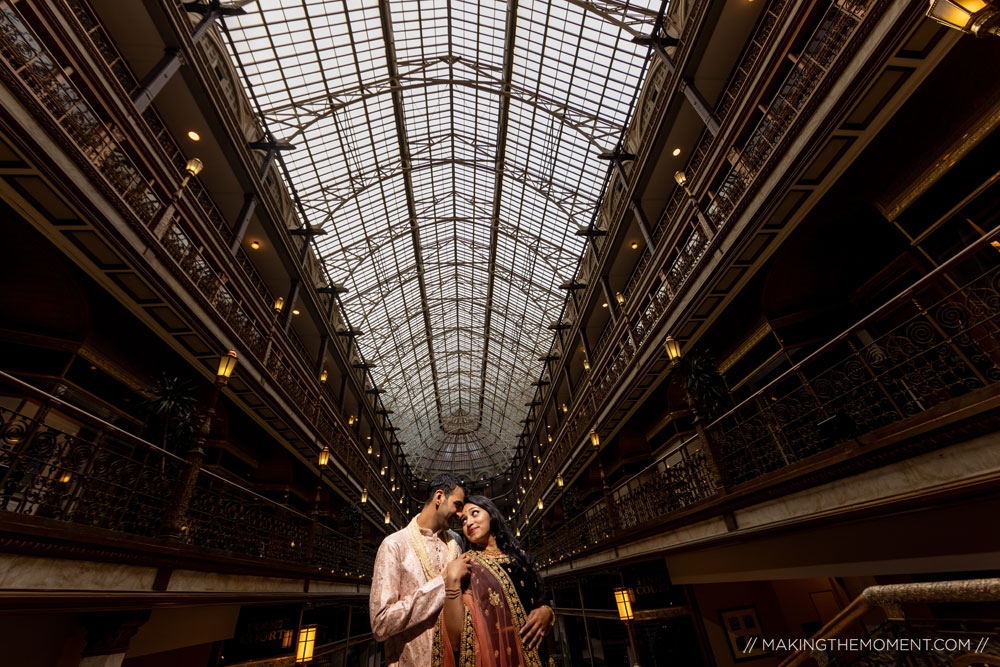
[370,524,461,667]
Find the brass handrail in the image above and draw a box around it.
[780,579,1000,667]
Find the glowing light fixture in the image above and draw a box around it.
[318,445,330,467]
[926,0,999,36]
[590,429,600,448]
[292,309,301,316]
[184,158,204,176]
[320,369,328,383]
[384,511,390,524]
[583,358,591,372]
[615,291,625,306]
[614,588,635,621]
[361,488,368,503]
[273,297,285,313]
[674,170,687,187]
[664,335,682,361]
[562,403,568,413]
[296,624,317,662]
[187,130,201,141]
[250,240,261,250]
[631,240,639,250]
[672,147,681,156]
[216,350,238,382]
[538,498,544,510]
[557,474,564,487]
[348,414,356,426]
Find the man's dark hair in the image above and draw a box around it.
[425,473,466,504]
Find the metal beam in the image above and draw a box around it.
[376,0,445,428]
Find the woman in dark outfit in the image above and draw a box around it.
[433,495,555,667]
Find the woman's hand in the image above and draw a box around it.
[443,554,471,588]
[520,605,554,649]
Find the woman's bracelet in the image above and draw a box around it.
[540,604,555,627]
[445,587,462,599]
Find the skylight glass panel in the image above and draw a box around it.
[224,0,659,477]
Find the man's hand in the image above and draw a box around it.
[519,606,553,649]
[444,554,470,588]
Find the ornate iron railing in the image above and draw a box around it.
[517,0,876,527]
[0,0,402,519]
[533,232,1000,565]
[0,371,375,576]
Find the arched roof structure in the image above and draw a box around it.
[223,0,660,477]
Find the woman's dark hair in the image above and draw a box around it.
[464,495,541,591]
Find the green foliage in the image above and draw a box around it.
[561,489,582,518]
[141,373,198,452]
[677,350,733,421]
[341,502,362,538]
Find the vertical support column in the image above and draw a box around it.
[282,278,301,333]
[229,194,258,253]
[599,275,618,325]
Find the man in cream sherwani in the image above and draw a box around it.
[370,474,468,666]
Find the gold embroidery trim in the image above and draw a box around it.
[468,551,543,667]
[460,605,475,667]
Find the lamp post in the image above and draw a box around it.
[153,158,205,239]
[926,0,1000,36]
[614,587,641,667]
[161,350,237,539]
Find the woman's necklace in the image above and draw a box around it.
[406,517,460,580]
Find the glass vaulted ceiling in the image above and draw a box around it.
[224,0,660,479]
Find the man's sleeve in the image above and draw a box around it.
[369,538,447,641]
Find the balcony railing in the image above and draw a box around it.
[0,370,374,577]
[531,232,1000,565]
[518,0,876,524]
[0,0,404,518]
[780,578,1000,667]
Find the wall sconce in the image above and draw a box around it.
[348,414,356,426]
[926,0,1000,36]
[384,511,391,524]
[590,429,600,448]
[216,350,238,383]
[583,358,591,372]
[538,498,544,510]
[664,335,682,361]
[557,473,564,487]
[562,403,568,413]
[273,296,285,313]
[58,471,72,484]
[318,445,330,467]
[673,170,687,188]
[361,488,368,503]
[319,369,328,383]
[547,433,553,443]
[615,291,625,306]
[381,466,386,476]
[296,624,317,663]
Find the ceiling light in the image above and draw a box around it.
[672,147,681,156]
[602,302,608,308]
[188,131,201,141]
[250,240,261,250]
[292,309,301,316]
[631,241,639,250]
